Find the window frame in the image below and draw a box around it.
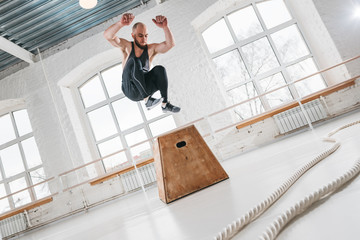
[199,0,327,113]
[0,109,46,212]
[74,62,175,173]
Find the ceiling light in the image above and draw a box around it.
[79,0,98,9]
[355,6,360,18]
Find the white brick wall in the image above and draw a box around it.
[312,0,360,77]
[286,0,352,85]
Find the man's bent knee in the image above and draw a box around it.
[153,65,166,74]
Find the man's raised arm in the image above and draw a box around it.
[104,13,134,48]
[152,15,175,54]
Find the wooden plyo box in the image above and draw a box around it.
[153,125,229,203]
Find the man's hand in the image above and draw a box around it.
[120,13,135,26]
[152,15,168,28]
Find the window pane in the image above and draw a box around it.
[257,0,292,29]
[0,114,16,145]
[0,144,25,177]
[202,18,235,53]
[228,82,257,102]
[141,92,164,120]
[149,115,176,137]
[13,109,32,136]
[293,77,326,97]
[0,184,6,197]
[101,65,123,98]
[271,25,309,63]
[125,129,147,146]
[242,37,279,76]
[112,98,143,131]
[227,82,263,119]
[234,101,264,120]
[130,142,151,162]
[22,137,42,169]
[228,6,263,40]
[79,75,106,108]
[259,73,293,108]
[0,199,10,213]
[98,137,123,155]
[30,167,46,184]
[213,50,250,88]
[97,137,127,171]
[125,129,151,162]
[103,151,127,171]
[30,168,51,199]
[286,58,319,80]
[87,106,117,141]
[9,177,31,207]
[0,184,10,213]
[286,58,326,97]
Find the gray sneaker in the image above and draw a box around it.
[145,97,161,110]
[162,102,181,113]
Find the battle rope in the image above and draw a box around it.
[259,159,360,240]
[214,120,360,240]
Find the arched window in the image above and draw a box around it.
[0,109,50,213]
[76,63,176,172]
[201,0,326,120]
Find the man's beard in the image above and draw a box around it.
[134,39,147,49]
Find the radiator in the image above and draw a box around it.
[273,99,328,134]
[0,213,27,238]
[120,163,157,192]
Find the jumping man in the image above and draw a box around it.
[103,13,180,113]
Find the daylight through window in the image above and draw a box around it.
[202,0,326,120]
[77,63,177,173]
[0,109,50,213]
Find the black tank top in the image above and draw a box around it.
[128,42,150,72]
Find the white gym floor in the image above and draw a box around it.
[16,110,360,240]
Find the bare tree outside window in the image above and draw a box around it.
[241,37,280,76]
[259,73,293,108]
[213,50,249,88]
[202,0,326,120]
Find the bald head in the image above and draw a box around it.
[132,22,146,33]
[131,22,148,49]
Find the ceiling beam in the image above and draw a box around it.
[0,36,35,64]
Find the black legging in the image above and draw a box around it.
[122,58,168,103]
